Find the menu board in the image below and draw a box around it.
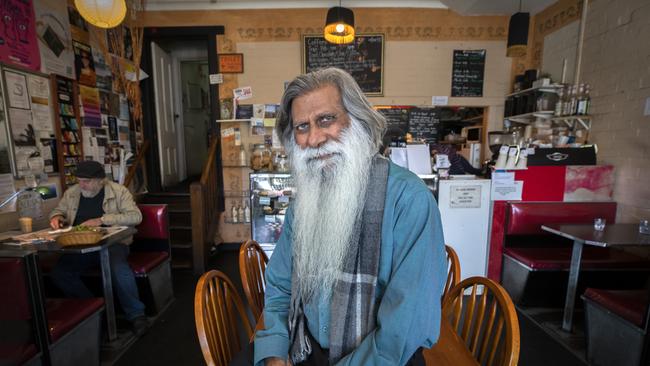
[408,107,440,143]
[451,50,486,97]
[303,34,384,95]
[377,106,411,133]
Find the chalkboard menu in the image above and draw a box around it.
[303,34,384,95]
[451,50,486,97]
[408,107,440,143]
[377,106,411,133]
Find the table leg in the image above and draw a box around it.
[562,239,584,332]
[100,246,117,341]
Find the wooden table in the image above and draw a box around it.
[251,315,478,365]
[1,226,137,342]
[541,223,650,332]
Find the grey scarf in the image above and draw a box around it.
[289,155,389,364]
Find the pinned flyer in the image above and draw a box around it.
[209,74,223,84]
[233,86,253,100]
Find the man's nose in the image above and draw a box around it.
[306,126,327,148]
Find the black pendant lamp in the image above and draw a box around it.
[506,0,530,57]
[324,2,355,44]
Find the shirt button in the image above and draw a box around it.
[322,326,328,333]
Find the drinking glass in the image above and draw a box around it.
[640,220,650,235]
[594,218,606,231]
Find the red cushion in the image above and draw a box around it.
[504,247,650,270]
[128,251,169,275]
[584,288,648,328]
[507,202,617,235]
[0,258,31,320]
[46,298,104,342]
[135,204,169,240]
[0,344,38,364]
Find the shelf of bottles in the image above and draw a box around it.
[224,190,251,224]
[505,83,592,128]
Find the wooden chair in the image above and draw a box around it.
[444,245,461,301]
[443,276,520,366]
[239,240,269,321]
[194,270,253,366]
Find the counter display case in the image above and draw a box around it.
[249,173,294,257]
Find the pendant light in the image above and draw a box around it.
[74,0,127,29]
[324,1,355,44]
[506,0,529,57]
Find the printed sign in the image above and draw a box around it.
[449,185,481,208]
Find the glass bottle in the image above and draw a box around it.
[237,202,244,223]
[244,201,251,223]
[231,201,239,223]
[554,87,564,116]
[577,84,591,115]
[239,145,247,166]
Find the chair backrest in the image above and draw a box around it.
[239,240,269,321]
[133,204,170,253]
[443,276,520,366]
[443,245,461,301]
[194,270,253,366]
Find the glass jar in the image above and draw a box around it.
[250,144,272,171]
[276,154,289,172]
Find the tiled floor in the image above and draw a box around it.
[116,246,586,366]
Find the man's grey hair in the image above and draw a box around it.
[275,67,386,151]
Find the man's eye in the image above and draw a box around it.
[295,123,309,132]
[319,115,336,125]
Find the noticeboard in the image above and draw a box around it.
[303,34,384,95]
[451,50,486,97]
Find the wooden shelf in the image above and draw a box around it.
[216,119,251,123]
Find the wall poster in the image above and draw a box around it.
[34,0,74,78]
[0,0,40,71]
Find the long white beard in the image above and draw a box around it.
[289,118,375,301]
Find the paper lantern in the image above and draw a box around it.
[74,0,127,29]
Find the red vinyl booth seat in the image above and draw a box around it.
[504,247,650,271]
[583,288,648,328]
[128,251,169,275]
[135,204,170,241]
[46,298,104,342]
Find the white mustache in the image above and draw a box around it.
[299,141,345,161]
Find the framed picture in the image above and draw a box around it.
[218,53,244,73]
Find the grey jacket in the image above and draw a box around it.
[49,180,142,227]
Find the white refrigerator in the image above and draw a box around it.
[437,178,492,280]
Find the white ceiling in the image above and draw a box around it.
[145,0,557,14]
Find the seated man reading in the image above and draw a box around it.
[49,160,148,336]
[237,68,447,366]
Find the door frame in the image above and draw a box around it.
[142,26,224,197]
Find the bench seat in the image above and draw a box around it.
[583,288,650,366]
[46,298,104,342]
[583,288,648,328]
[128,251,169,275]
[504,247,650,271]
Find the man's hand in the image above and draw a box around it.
[50,215,64,229]
[265,357,291,366]
[81,218,103,227]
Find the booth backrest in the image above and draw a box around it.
[135,204,169,240]
[506,202,617,236]
[133,204,170,253]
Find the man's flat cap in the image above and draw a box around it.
[75,160,106,179]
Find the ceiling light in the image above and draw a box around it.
[506,0,529,57]
[324,3,355,45]
[74,0,127,29]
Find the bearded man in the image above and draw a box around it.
[49,160,148,336]
[251,68,446,366]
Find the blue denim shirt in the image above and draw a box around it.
[254,162,446,365]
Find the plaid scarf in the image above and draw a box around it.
[289,155,389,364]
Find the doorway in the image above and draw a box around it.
[141,26,224,201]
[150,40,210,187]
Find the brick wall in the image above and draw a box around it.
[542,0,650,223]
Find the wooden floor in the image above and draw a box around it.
[115,245,587,366]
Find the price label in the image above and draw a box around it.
[259,196,271,206]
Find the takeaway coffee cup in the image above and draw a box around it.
[19,217,33,233]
